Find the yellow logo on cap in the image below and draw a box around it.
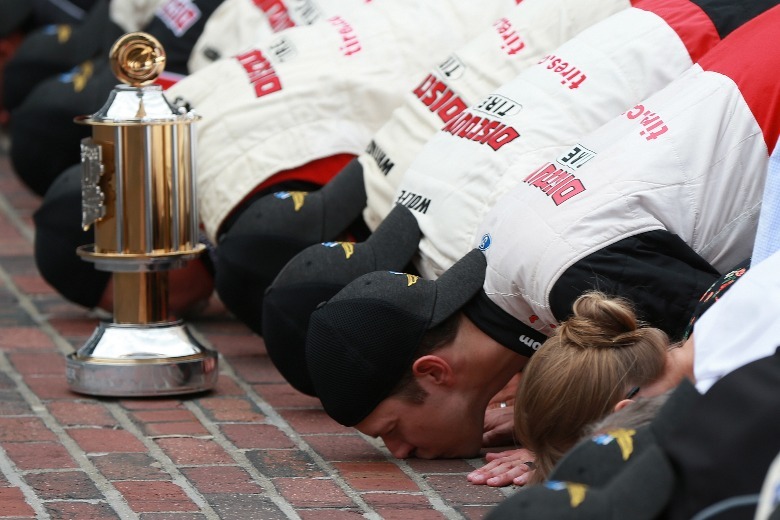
[567,483,587,507]
[290,192,307,211]
[546,481,588,507]
[72,61,94,93]
[406,274,419,286]
[340,242,354,259]
[607,428,637,460]
[57,25,72,43]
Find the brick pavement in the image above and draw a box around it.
[0,132,518,519]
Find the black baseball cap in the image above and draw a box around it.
[2,0,120,112]
[486,443,675,520]
[33,163,111,308]
[305,247,487,426]
[215,159,368,336]
[10,56,116,196]
[0,0,33,37]
[262,204,421,396]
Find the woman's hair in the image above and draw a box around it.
[515,291,668,481]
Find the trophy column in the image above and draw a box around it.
[66,32,218,396]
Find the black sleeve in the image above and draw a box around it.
[548,230,720,341]
[463,289,547,358]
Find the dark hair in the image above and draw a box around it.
[388,312,462,404]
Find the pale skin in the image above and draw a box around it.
[354,315,529,460]
[468,335,696,487]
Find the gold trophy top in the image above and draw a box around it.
[77,32,198,124]
[109,32,166,87]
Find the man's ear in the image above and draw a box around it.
[411,355,454,386]
[613,398,634,413]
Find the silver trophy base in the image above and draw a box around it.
[67,321,219,397]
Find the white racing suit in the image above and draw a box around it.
[167,0,521,240]
[477,4,780,345]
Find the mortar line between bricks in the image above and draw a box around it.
[181,401,304,520]
[102,402,223,518]
[0,177,35,243]
[184,333,383,520]
[0,441,49,518]
[0,351,140,520]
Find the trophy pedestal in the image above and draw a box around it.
[66,321,218,397]
[69,31,218,397]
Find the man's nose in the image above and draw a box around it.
[382,437,415,459]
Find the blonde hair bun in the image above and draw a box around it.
[558,291,643,349]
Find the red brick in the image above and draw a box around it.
[0,398,31,416]
[12,274,56,295]
[7,352,64,375]
[0,486,35,516]
[142,421,210,436]
[180,466,261,494]
[113,481,200,513]
[219,424,295,449]
[44,501,120,519]
[0,417,57,442]
[273,477,354,508]
[25,471,102,500]
[278,409,352,435]
[209,375,244,396]
[374,507,448,520]
[297,510,364,520]
[332,462,419,492]
[198,398,265,422]
[228,355,286,384]
[137,514,206,520]
[90,453,169,481]
[48,401,118,427]
[423,475,506,505]
[47,316,102,338]
[304,435,385,462]
[119,399,186,411]
[460,505,498,520]
[202,334,263,357]
[252,383,322,408]
[362,492,431,509]
[405,458,477,474]
[68,428,147,453]
[132,409,198,423]
[207,493,287,519]
[155,437,234,465]
[245,449,326,478]
[362,493,447,520]
[3,442,78,470]
[0,327,55,350]
[23,375,78,400]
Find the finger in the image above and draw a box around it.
[513,469,536,486]
[485,465,531,487]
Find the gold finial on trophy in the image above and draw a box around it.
[109,32,166,87]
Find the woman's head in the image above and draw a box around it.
[515,291,669,480]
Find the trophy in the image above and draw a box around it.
[67,32,218,396]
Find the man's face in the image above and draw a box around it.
[354,391,484,459]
